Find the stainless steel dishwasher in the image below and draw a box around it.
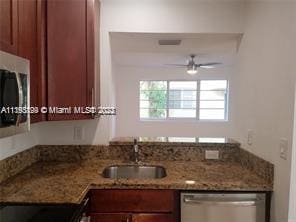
[181,193,266,222]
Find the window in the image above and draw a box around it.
[140,81,167,119]
[139,80,228,121]
[199,80,228,120]
[169,81,197,118]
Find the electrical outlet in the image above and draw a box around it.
[280,138,288,160]
[247,129,254,145]
[205,150,220,160]
[73,126,84,141]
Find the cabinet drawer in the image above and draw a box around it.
[133,214,174,222]
[90,190,175,213]
[91,213,131,222]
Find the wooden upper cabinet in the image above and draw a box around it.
[18,0,38,122]
[47,0,96,121]
[1,0,95,123]
[18,0,46,123]
[0,0,18,54]
[0,0,46,123]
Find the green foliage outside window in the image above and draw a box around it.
[140,81,166,118]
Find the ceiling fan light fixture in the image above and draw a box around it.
[165,55,220,75]
[187,65,198,75]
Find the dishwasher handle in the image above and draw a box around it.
[183,195,264,207]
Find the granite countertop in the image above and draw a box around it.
[0,158,273,205]
[110,136,240,146]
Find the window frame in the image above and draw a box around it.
[198,79,229,121]
[139,79,229,122]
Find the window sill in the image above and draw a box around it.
[139,118,229,123]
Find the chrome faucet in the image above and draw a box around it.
[133,138,140,164]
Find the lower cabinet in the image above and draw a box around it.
[89,190,178,222]
[132,214,173,222]
[91,213,172,222]
[91,213,131,222]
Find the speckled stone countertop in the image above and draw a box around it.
[110,137,240,146]
[0,158,273,205]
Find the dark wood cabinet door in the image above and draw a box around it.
[90,190,175,213]
[1,0,46,123]
[47,0,95,121]
[0,0,18,54]
[18,0,46,123]
[132,214,174,222]
[91,213,131,222]
[89,190,178,222]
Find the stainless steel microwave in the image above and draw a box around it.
[0,51,30,138]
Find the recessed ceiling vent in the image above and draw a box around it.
[158,39,181,46]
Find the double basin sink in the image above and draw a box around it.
[102,165,167,179]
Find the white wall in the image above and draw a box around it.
[115,66,236,137]
[289,3,296,221]
[0,124,39,160]
[101,0,246,141]
[102,0,245,33]
[33,0,247,146]
[233,2,296,222]
[0,0,245,159]
[289,86,296,222]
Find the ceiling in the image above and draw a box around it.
[110,32,243,68]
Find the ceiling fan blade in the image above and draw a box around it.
[197,62,222,68]
[164,64,188,67]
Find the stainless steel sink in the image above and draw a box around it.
[102,165,167,179]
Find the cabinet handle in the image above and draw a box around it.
[183,196,264,206]
[90,87,97,118]
[122,216,131,222]
[91,87,95,107]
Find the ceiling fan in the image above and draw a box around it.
[166,55,221,75]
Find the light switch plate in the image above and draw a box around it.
[205,150,220,160]
[247,129,254,145]
[74,126,84,141]
[280,138,288,160]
